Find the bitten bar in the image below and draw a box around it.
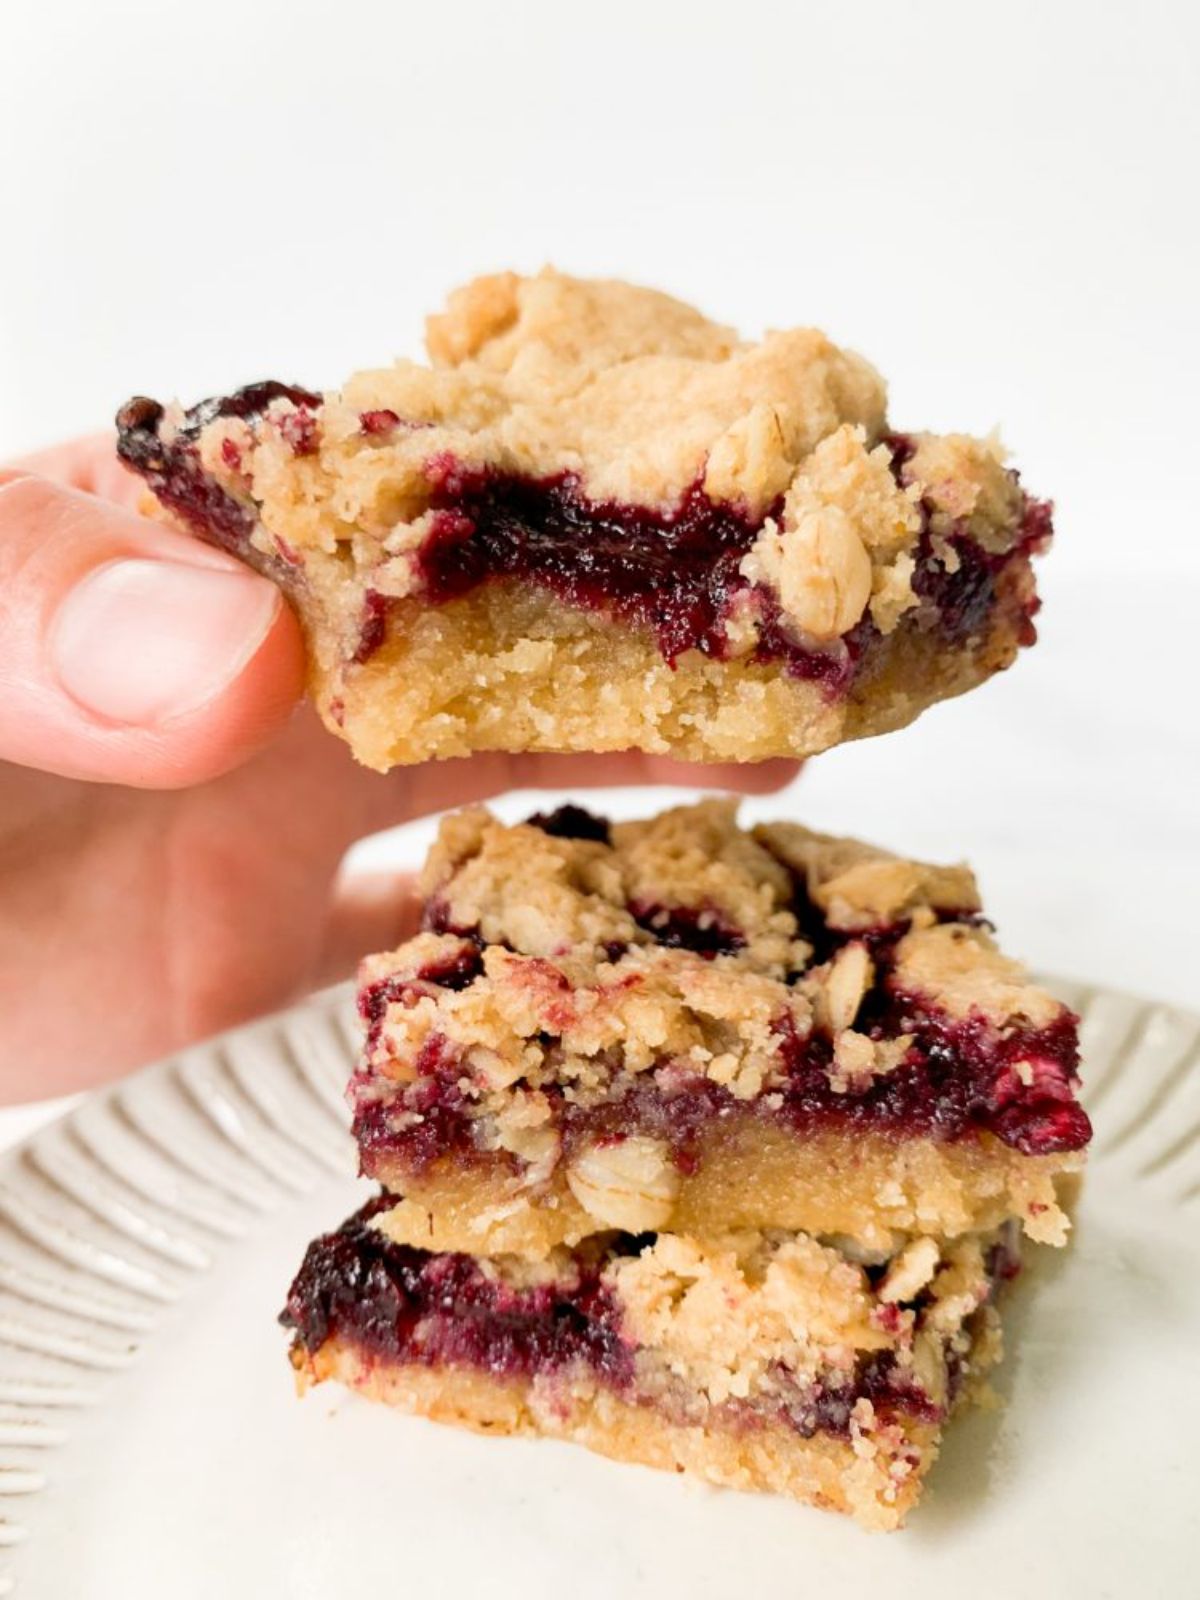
[117,270,1052,767]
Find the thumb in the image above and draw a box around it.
[0,471,305,787]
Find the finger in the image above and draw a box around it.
[618,755,802,794]
[0,471,305,787]
[391,751,802,829]
[316,870,421,986]
[11,432,144,510]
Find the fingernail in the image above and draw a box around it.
[51,558,281,725]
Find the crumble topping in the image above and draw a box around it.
[609,1231,888,1403]
[419,798,806,975]
[739,425,923,641]
[410,799,1046,1030]
[902,432,1023,555]
[171,267,889,567]
[608,1228,996,1412]
[891,921,1061,1028]
[754,820,980,932]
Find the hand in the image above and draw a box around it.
[0,437,798,1101]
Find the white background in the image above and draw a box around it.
[1,0,1197,1018]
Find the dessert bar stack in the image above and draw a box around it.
[280,801,1090,1529]
[119,271,1089,1526]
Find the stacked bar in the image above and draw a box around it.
[281,800,1090,1529]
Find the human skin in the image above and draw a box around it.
[0,436,796,1100]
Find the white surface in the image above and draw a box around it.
[2,0,1198,585]
[0,979,1197,1598]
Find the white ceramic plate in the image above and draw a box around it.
[0,977,1197,1598]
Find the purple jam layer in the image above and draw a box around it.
[281,1201,985,1436]
[394,448,1042,678]
[115,392,1049,688]
[886,431,1051,649]
[414,459,790,670]
[627,900,747,958]
[281,1199,633,1386]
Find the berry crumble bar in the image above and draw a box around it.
[282,1200,1017,1530]
[116,270,1052,768]
[352,800,1090,1259]
[281,798,1088,1527]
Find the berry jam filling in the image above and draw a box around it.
[525,804,613,844]
[115,399,1048,689]
[532,994,1087,1173]
[360,408,401,436]
[280,1199,633,1388]
[775,1346,948,1437]
[354,1075,476,1174]
[419,896,491,942]
[358,944,485,1055]
[769,999,1090,1157]
[414,462,779,669]
[116,383,321,564]
[351,591,391,665]
[404,451,1038,679]
[377,440,1046,674]
[628,901,746,959]
[897,1001,1090,1156]
[885,431,1052,649]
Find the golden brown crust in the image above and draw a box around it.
[372,1123,1078,1258]
[292,1336,971,1531]
[313,578,1028,768]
